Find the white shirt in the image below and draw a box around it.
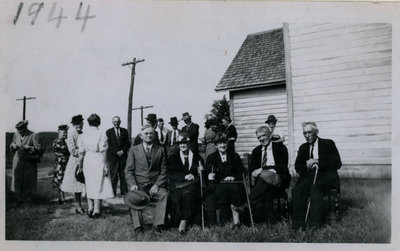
[114,127,120,138]
[310,138,319,159]
[142,143,153,153]
[170,129,179,146]
[156,127,169,144]
[218,151,227,162]
[261,143,276,167]
[180,150,193,170]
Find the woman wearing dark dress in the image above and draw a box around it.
[222,117,237,154]
[167,135,204,234]
[205,133,245,227]
[52,125,70,204]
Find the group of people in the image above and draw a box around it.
[9,110,342,234]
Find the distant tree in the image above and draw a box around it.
[205,95,230,132]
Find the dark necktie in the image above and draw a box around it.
[310,144,314,159]
[145,147,152,165]
[261,147,268,168]
[172,130,177,145]
[160,130,164,142]
[184,156,189,170]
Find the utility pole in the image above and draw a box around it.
[16,96,36,120]
[122,57,145,137]
[132,105,154,126]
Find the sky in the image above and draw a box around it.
[1,1,398,139]
[0,0,287,136]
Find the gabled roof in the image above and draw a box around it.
[215,28,285,91]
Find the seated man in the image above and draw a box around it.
[124,124,168,233]
[233,126,291,224]
[205,133,246,227]
[291,122,341,229]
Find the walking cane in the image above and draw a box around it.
[242,172,255,233]
[198,161,205,231]
[304,164,319,223]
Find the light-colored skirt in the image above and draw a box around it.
[60,156,86,194]
[83,152,113,199]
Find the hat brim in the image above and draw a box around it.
[181,116,191,121]
[124,191,150,210]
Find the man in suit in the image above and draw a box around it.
[233,126,291,223]
[180,112,200,154]
[125,124,168,233]
[156,118,170,147]
[165,117,180,157]
[291,122,341,229]
[106,116,130,196]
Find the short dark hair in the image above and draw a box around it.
[87,113,101,127]
[157,118,164,122]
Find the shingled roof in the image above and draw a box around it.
[215,28,285,91]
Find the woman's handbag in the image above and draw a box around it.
[75,164,85,184]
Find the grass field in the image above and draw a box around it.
[5,173,391,242]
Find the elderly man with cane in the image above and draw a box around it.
[291,122,342,229]
[232,126,291,224]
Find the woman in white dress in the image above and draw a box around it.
[60,115,86,214]
[77,113,113,218]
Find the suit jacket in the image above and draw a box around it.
[250,142,291,189]
[167,151,204,190]
[125,144,167,189]
[205,151,245,183]
[295,137,341,190]
[181,123,199,153]
[165,129,180,147]
[106,127,130,162]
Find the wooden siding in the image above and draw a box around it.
[288,23,392,177]
[232,86,288,158]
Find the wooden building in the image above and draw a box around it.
[215,24,391,178]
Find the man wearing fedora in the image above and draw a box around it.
[134,113,160,146]
[125,124,168,233]
[106,116,130,197]
[265,115,285,143]
[180,112,200,154]
[165,117,180,157]
[233,126,290,224]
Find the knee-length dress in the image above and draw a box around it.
[60,129,85,194]
[78,126,113,199]
[52,138,70,189]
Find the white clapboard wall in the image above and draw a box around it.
[287,23,392,178]
[232,85,288,158]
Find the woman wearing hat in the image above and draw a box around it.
[167,134,204,234]
[77,113,113,218]
[222,117,237,153]
[60,115,86,214]
[52,125,70,204]
[265,115,285,143]
[205,133,246,227]
[10,120,43,202]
